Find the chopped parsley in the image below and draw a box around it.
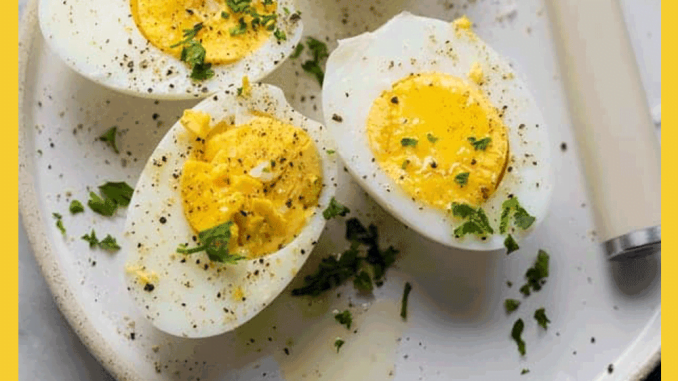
[171,23,214,81]
[99,127,119,154]
[292,218,398,296]
[521,369,530,375]
[230,17,248,36]
[504,298,520,313]
[99,182,134,207]
[81,230,99,248]
[301,37,329,85]
[353,271,373,292]
[87,192,118,216]
[334,310,352,329]
[534,308,550,329]
[511,318,526,356]
[467,136,492,151]
[326,150,335,154]
[274,29,287,41]
[504,234,519,254]
[99,234,121,252]
[323,197,350,220]
[426,133,438,143]
[334,338,345,353]
[454,172,470,187]
[226,0,252,13]
[290,44,304,59]
[451,203,494,238]
[52,213,66,235]
[401,160,410,170]
[400,138,418,147]
[500,197,536,233]
[221,11,229,19]
[176,221,245,263]
[400,282,412,320]
[524,250,550,293]
[69,200,84,214]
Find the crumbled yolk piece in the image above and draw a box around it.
[453,15,473,31]
[468,62,484,85]
[179,112,323,258]
[130,0,276,64]
[240,76,252,97]
[366,72,509,209]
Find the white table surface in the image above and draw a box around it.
[18,0,661,380]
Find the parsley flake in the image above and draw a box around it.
[400,138,418,147]
[451,203,494,238]
[176,221,245,263]
[81,230,99,248]
[454,172,470,187]
[521,369,530,375]
[334,310,352,329]
[400,282,412,320]
[274,29,287,41]
[52,213,66,235]
[290,44,304,59]
[334,338,345,353]
[69,200,84,214]
[87,191,118,216]
[467,136,492,151]
[504,234,519,254]
[504,298,520,313]
[353,271,373,292]
[301,37,328,85]
[99,234,121,252]
[500,197,535,233]
[401,159,410,170]
[230,17,248,36]
[534,307,550,329]
[99,127,119,154]
[511,318,526,356]
[323,197,350,220]
[99,182,134,207]
[426,133,438,143]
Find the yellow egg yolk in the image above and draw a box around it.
[179,112,323,258]
[366,72,509,209]
[130,0,276,64]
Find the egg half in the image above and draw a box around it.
[124,83,337,338]
[38,0,303,99]
[322,13,552,251]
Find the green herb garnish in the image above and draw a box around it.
[274,29,287,41]
[301,37,328,85]
[326,150,335,154]
[179,40,214,80]
[221,11,229,19]
[467,136,491,151]
[292,219,398,296]
[323,197,350,220]
[353,271,373,292]
[52,213,66,235]
[334,310,353,329]
[99,234,121,252]
[226,0,252,13]
[451,203,494,238]
[511,318,526,356]
[334,338,345,353]
[500,197,535,233]
[400,282,412,320]
[69,200,84,214]
[290,44,304,59]
[81,230,99,248]
[170,23,204,48]
[504,234,519,254]
[230,17,248,36]
[534,307,550,329]
[99,127,119,154]
[400,138,418,147]
[99,182,134,207]
[504,298,520,313]
[426,133,438,143]
[521,369,530,375]
[524,250,549,292]
[87,191,118,216]
[176,221,245,263]
[401,160,410,170]
[454,172,470,187]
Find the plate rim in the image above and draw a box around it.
[17,0,660,379]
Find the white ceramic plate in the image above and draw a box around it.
[19,0,660,380]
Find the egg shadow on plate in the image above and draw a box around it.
[608,250,660,299]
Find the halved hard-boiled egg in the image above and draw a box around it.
[39,0,303,99]
[124,83,337,337]
[322,13,552,251]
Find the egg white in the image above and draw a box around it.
[322,12,553,251]
[38,0,303,99]
[124,83,338,338]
